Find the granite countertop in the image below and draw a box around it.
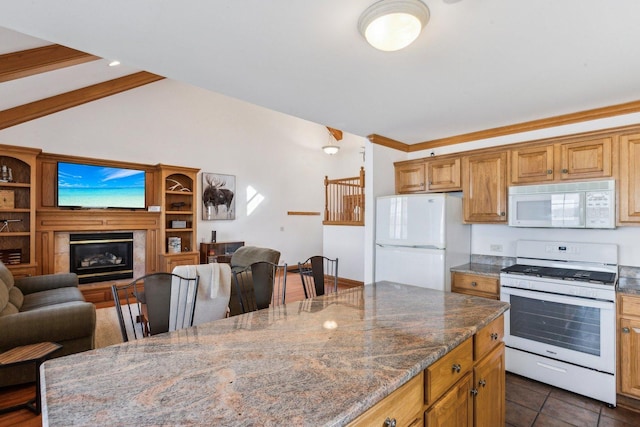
[618,277,640,296]
[41,282,509,427]
[450,262,505,277]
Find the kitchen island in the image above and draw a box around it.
[41,282,509,426]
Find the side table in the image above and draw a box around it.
[0,342,62,415]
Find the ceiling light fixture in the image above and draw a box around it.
[322,128,340,155]
[108,60,121,67]
[358,0,430,52]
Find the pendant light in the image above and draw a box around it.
[358,0,430,52]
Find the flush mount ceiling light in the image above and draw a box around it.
[358,0,430,51]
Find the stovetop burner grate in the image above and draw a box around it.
[501,264,616,285]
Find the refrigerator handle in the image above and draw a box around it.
[376,243,444,250]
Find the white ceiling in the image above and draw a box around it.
[2,0,640,144]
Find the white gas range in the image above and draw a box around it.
[500,240,617,406]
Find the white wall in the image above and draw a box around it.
[0,79,368,277]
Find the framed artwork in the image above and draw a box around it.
[202,173,236,220]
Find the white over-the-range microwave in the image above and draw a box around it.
[508,179,615,229]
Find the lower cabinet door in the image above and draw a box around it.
[425,372,473,427]
[473,343,505,427]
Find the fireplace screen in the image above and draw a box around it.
[70,232,134,284]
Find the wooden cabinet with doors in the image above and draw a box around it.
[510,136,613,184]
[462,151,508,223]
[0,144,40,277]
[425,316,505,427]
[157,164,200,272]
[396,160,427,193]
[348,372,423,427]
[618,293,640,399]
[395,156,461,194]
[451,272,499,300]
[619,132,640,223]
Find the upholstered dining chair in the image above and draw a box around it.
[111,272,199,342]
[297,256,339,299]
[232,261,287,313]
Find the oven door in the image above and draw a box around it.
[500,286,615,373]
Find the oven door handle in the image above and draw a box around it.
[500,287,615,309]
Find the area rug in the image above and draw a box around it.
[94,306,126,348]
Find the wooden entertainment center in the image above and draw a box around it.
[0,144,200,296]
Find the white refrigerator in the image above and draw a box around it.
[375,193,470,291]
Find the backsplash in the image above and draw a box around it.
[470,254,516,267]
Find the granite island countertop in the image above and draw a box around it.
[41,281,509,426]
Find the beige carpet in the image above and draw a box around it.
[95,306,140,348]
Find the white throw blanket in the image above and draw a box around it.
[171,263,231,329]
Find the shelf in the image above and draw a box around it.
[0,208,30,213]
[166,190,194,196]
[0,182,30,188]
[166,210,194,215]
[167,228,194,232]
[0,231,30,237]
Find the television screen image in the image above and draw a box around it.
[57,162,146,209]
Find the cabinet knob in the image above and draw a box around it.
[490,332,499,340]
[452,363,461,373]
[547,169,553,174]
[622,327,630,334]
[428,181,433,185]
[479,379,487,388]
[562,168,568,174]
[471,281,477,287]
[470,388,478,396]
[500,212,506,216]
[384,417,397,427]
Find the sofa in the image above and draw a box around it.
[229,246,280,316]
[0,261,96,387]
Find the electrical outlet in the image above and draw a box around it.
[490,244,503,252]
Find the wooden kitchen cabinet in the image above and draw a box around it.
[427,157,461,192]
[425,316,505,427]
[348,372,423,427]
[619,133,640,223]
[473,343,505,427]
[451,272,500,300]
[618,294,640,398]
[396,160,427,193]
[395,156,461,194]
[510,144,555,184]
[510,136,613,185]
[425,372,473,427]
[462,151,508,223]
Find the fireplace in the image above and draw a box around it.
[70,232,134,284]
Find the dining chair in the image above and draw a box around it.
[111,272,199,342]
[297,256,339,298]
[232,261,286,313]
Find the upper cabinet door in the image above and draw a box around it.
[428,157,461,191]
[619,133,640,223]
[558,137,612,180]
[462,151,508,223]
[395,161,426,193]
[510,144,555,184]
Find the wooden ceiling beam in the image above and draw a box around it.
[0,44,100,83]
[0,71,164,130]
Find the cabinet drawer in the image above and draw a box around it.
[452,273,498,295]
[348,372,423,427]
[619,294,640,317]
[474,315,504,361]
[426,338,473,405]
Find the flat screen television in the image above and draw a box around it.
[57,162,146,209]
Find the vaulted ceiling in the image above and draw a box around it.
[2,1,640,151]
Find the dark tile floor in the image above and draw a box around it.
[506,373,640,427]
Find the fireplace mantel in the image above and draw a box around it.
[36,209,160,275]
